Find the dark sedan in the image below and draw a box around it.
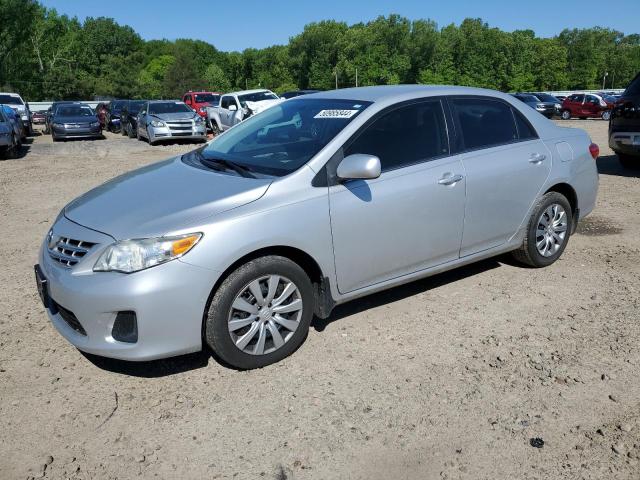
[120,100,147,138]
[50,104,103,141]
[511,93,556,118]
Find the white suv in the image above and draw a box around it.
[0,92,32,135]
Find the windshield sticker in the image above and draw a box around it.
[314,109,359,119]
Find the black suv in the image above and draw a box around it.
[609,72,640,169]
[120,100,147,138]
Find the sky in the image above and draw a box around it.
[40,0,640,52]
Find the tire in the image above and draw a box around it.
[209,119,220,136]
[561,110,571,120]
[618,153,639,169]
[601,110,611,121]
[512,192,573,268]
[205,256,314,369]
[128,124,136,139]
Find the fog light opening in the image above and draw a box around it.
[112,311,138,343]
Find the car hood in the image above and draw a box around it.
[151,112,197,121]
[54,115,98,124]
[64,157,272,240]
[245,99,284,114]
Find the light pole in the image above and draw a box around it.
[602,72,608,90]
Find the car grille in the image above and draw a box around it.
[48,236,96,267]
[166,120,193,132]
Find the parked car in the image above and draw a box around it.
[120,100,147,138]
[531,93,562,116]
[609,72,640,169]
[105,100,128,132]
[560,93,612,120]
[511,93,556,118]
[136,100,207,145]
[44,101,77,134]
[280,90,321,99]
[31,110,47,125]
[183,91,221,119]
[207,89,282,134]
[1,104,26,141]
[0,92,32,135]
[36,85,599,369]
[50,103,103,141]
[0,107,20,159]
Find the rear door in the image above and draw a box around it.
[329,98,466,293]
[448,96,551,256]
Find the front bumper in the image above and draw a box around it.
[37,216,221,361]
[0,133,11,147]
[149,123,207,143]
[609,131,640,157]
[52,125,102,139]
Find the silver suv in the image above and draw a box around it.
[36,86,599,369]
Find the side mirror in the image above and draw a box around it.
[228,104,237,111]
[337,154,381,180]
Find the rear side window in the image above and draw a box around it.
[449,98,518,151]
[345,99,449,171]
[513,109,538,140]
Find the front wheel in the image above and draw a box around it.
[512,192,573,268]
[205,256,314,369]
[209,119,220,136]
[601,110,611,121]
[561,110,571,120]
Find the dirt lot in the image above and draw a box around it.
[1,121,639,480]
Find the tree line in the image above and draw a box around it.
[1,0,639,101]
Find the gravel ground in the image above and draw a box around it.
[1,121,639,480]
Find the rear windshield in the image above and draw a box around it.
[0,95,23,105]
[149,102,192,114]
[534,93,560,102]
[516,94,539,103]
[185,98,371,177]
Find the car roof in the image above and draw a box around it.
[305,85,514,103]
[225,89,273,96]
[147,100,185,103]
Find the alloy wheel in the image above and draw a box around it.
[535,204,568,257]
[227,275,303,356]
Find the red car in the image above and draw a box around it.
[560,93,613,120]
[182,91,221,118]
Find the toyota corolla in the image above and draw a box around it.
[36,85,599,369]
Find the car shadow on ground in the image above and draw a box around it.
[597,154,640,178]
[83,257,504,377]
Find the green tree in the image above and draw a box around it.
[202,63,231,91]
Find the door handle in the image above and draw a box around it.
[529,153,546,163]
[438,174,464,186]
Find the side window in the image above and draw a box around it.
[344,100,449,171]
[625,73,640,96]
[450,98,518,151]
[574,94,585,103]
[221,96,230,109]
[513,109,538,140]
[184,95,192,104]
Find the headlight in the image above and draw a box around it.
[150,120,165,127]
[93,233,202,273]
[21,114,29,120]
[91,121,100,127]
[52,123,62,128]
[194,116,204,124]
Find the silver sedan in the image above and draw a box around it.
[36,85,599,369]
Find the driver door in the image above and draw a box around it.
[329,99,466,293]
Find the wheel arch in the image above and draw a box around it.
[200,245,334,341]
[544,182,578,232]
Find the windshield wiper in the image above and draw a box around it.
[200,157,257,178]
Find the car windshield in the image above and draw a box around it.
[185,98,371,177]
[56,106,95,117]
[0,95,23,105]
[110,101,127,112]
[128,101,146,112]
[517,94,539,103]
[195,93,220,103]
[534,93,559,102]
[238,91,279,106]
[149,102,192,115]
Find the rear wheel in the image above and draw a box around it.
[561,110,571,120]
[205,256,314,369]
[512,192,572,268]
